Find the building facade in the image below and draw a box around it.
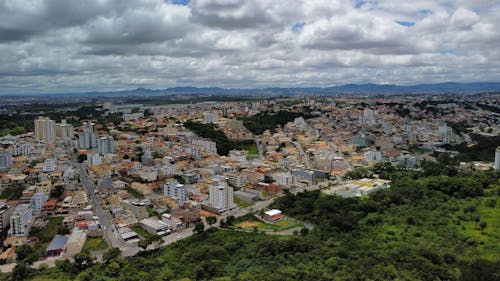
[9,204,33,237]
[208,178,236,214]
[494,146,500,171]
[98,135,115,155]
[78,122,97,149]
[34,116,56,144]
[0,151,13,172]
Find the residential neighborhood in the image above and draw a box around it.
[0,94,499,272]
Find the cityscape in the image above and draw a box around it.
[0,0,499,281]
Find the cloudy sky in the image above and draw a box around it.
[1,0,500,94]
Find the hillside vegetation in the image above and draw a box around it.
[3,165,500,281]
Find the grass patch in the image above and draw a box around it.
[235,214,303,232]
[28,217,66,259]
[147,206,159,218]
[83,237,108,252]
[0,186,25,200]
[451,196,500,260]
[233,142,258,155]
[30,217,64,243]
[234,198,254,208]
[132,226,159,240]
[126,187,145,199]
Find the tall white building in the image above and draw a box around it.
[79,122,97,149]
[361,108,375,125]
[9,204,33,237]
[494,146,500,171]
[273,172,293,186]
[123,112,144,121]
[364,151,383,162]
[0,151,13,172]
[34,116,56,144]
[0,203,14,235]
[192,140,217,154]
[56,119,74,138]
[163,181,187,207]
[203,112,218,124]
[209,177,236,213]
[12,142,33,157]
[438,122,451,144]
[87,153,102,167]
[98,135,115,155]
[32,192,49,216]
[43,158,56,173]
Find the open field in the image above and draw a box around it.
[237,221,260,228]
[132,226,158,240]
[234,198,254,208]
[83,237,108,251]
[235,214,303,232]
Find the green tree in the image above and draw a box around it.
[193,222,205,234]
[15,244,33,262]
[206,216,217,228]
[474,216,481,226]
[300,226,309,237]
[77,154,86,163]
[12,262,31,281]
[344,167,371,180]
[225,215,236,226]
[74,249,94,271]
[103,247,121,263]
[56,259,76,275]
[479,221,487,234]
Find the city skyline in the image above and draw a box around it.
[1,0,500,94]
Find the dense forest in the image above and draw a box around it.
[3,161,499,281]
[237,110,317,135]
[442,134,500,162]
[183,121,255,156]
[0,105,103,137]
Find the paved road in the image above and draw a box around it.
[255,137,264,160]
[76,163,139,257]
[292,141,312,168]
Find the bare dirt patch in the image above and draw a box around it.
[237,221,260,228]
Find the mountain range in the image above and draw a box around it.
[3,82,500,97]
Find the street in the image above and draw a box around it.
[76,163,139,257]
[293,141,312,168]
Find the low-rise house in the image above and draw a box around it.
[62,216,74,229]
[42,199,57,215]
[64,229,86,258]
[161,213,183,231]
[46,235,68,257]
[0,247,16,263]
[263,209,284,222]
[139,217,171,236]
[87,221,103,237]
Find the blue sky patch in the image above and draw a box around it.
[355,0,366,9]
[292,22,306,32]
[170,0,189,5]
[395,20,415,27]
[418,9,433,16]
[439,48,455,55]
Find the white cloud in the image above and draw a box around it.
[0,0,499,93]
[450,8,479,30]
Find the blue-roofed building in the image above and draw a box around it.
[46,235,68,256]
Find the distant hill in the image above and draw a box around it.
[3,82,500,97]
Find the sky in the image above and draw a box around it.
[1,0,500,94]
